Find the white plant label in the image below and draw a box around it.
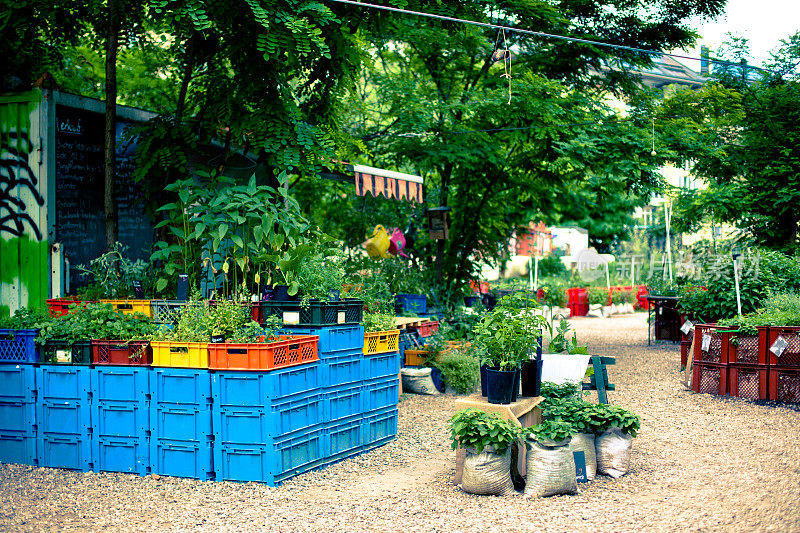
[337,311,346,324]
[701,333,711,352]
[283,311,300,325]
[770,335,789,358]
[56,349,71,363]
[681,320,694,335]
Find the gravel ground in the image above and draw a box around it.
[3,313,800,532]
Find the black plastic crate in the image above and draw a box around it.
[40,340,92,365]
[260,299,363,326]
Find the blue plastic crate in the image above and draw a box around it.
[363,376,400,412]
[150,368,211,408]
[0,329,38,363]
[36,400,92,437]
[93,401,149,439]
[213,393,322,445]
[324,414,363,461]
[150,406,212,443]
[93,436,150,475]
[214,426,324,485]
[0,401,36,436]
[212,364,320,408]
[280,325,364,355]
[323,384,363,422]
[363,407,398,449]
[91,366,149,404]
[36,435,93,471]
[35,366,91,401]
[0,364,36,403]
[150,439,213,480]
[395,294,427,314]
[363,351,400,380]
[0,433,36,465]
[322,349,362,387]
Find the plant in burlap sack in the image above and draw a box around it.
[541,397,600,480]
[449,409,520,496]
[593,404,641,478]
[522,420,578,497]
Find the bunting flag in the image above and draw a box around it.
[352,164,424,203]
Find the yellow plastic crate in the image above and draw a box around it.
[151,341,209,368]
[100,299,153,318]
[404,349,429,367]
[363,330,400,355]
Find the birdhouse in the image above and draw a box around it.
[426,207,451,240]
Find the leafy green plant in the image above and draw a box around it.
[474,293,546,370]
[36,303,155,344]
[523,419,576,445]
[587,287,610,306]
[294,236,346,307]
[150,297,263,343]
[449,409,520,454]
[540,381,581,400]
[718,292,800,335]
[75,243,151,299]
[362,312,396,333]
[547,319,588,354]
[0,307,51,330]
[591,404,641,437]
[430,347,480,394]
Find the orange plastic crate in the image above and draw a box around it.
[208,335,319,371]
[404,349,429,367]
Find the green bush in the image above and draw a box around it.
[37,303,155,344]
[431,347,480,394]
[449,409,520,454]
[0,307,51,330]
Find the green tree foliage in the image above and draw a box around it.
[331,0,724,297]
[663,34,800,253]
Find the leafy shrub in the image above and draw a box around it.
[718,293,800,334]
[362,312,396,333]
[449,409,520,454]
[37,303,155,344]
[540,396,641,437]
[0,307,51,330]
[431,347,480,394]
[523,419,576,444]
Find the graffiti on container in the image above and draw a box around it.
[0,130,44,239]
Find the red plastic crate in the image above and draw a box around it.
[692,361,728,396]
[208,335,318,371]
[768,367,800,403]
[46,298,95,317]
[680,340,692,368]
[725,330,764,365]
[693,324,733,364]
[728,364,769,400]
[413,320,439,338]
[766,326,800,367]
[91,340,152,366]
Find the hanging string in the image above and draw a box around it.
[651,117,656,156]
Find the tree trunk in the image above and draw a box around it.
[104,7,119,252]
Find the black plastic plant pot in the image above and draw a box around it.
[485,367,518,404]
[482,294,497,310]
[464,296,479,307]
[430,366,446,393]
[521,358,544,397]
[272,285,291,301]
[480,363,489,396]
[510,367,521,402]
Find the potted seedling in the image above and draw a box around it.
[474,293,546,404]
[449,409,520,496]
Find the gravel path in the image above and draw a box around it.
[3,313,800,532]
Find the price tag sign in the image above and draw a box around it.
[211,334,225,344]
[701,333,711,352]
[770,335,789,358]
[283,311,300,325]
[681,320,694,335]
[337,311,346,324]
[132,280,144,299]
[56,349,71,363]
[573,451,588,483]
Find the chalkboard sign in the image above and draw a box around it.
[55,105,153,288]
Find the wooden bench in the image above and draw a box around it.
[581,355,616,404]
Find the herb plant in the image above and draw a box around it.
[523,420,576,445]
[36,303,155,344]
[362,312,396,333]
[0,307,51,330]
[430,347,480,394]
[449,409,521,454]
[474,293,546,370]
[75,243,150,299]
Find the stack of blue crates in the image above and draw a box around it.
[211,363,325,484]
[35,366,93,471]
[0,325,400,485]
[92,367,150,475]
[0,365,37,465]
[149,368,214,480]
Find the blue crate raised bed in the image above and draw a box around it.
[36,435,93,471]
[363,351,400,381]
[93,436,150,476]
[363,406,398,451]
[0,329,38,363]
[280,325,364,355]
[35,366,91,402]
[0,401,36,436]
[213,392,322,445]
[150,406,212,444]
[211,364,321,407]
[94,401,149,439]
[36,399,92,437]
[150,368,212,409]
[324,414,364,465]
[92,366,150,403]
[321,349,362,388]
[0,433,37,465]
[261,299,363,327]
[0,364,36,403]
[150,439,214,480]
[323,383,363,423]
[395,294,427,314]
[363,375,400,412]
